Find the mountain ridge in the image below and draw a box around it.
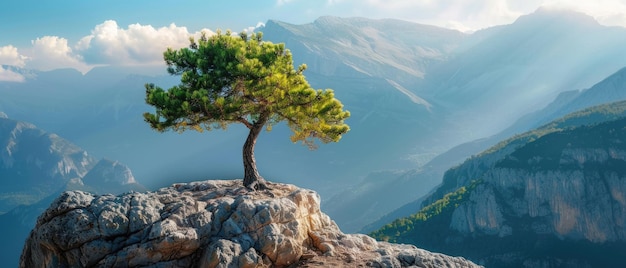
[0,115,146,267]
[372,101,626,267]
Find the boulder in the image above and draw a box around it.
[21,180,480,267]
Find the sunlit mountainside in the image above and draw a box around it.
[372,100,626,267]
[3,7,626,266]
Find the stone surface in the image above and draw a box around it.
[21,180,480,267]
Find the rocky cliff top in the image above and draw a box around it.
[21,180,480,267]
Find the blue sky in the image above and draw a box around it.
[1,0,626,81]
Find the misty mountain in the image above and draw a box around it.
[0,114,146,208]
[511,66,626,134]
[0,115,94,213]
[262,16,465,85]
[429,8,626,139]
[3,8,626,233]
[372,100,626,267]
[0,115,146,267]
[330,63,626,233]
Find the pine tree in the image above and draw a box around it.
[144,30,350,190]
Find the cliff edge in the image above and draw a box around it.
[20,180,480,267]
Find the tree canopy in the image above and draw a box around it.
[144,30,350,189]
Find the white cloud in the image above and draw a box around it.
[3,20,225,74]
[0,67,25,82]
[26,36,91,73]
[242,22,266,34]
[76,20,201,65]
[0,45,27,67]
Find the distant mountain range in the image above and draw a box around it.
[372,100,626,267]
[341,65,626,233]
[0,114,145,267]
[2,8,626,234]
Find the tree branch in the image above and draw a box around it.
[238,117,253,129]
[275,111,301,127]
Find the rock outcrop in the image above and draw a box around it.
[21,180,480,267]
[0,116,149,267]
[373,114,626,267]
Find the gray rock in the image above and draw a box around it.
[21,180,481,267]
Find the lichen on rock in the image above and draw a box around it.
[21,180,480,267]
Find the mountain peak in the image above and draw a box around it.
[68,158,147,195]
[515,6,600,27]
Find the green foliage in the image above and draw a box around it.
[144,30,350,148]
[369,101,626,267]
[483,100,626,156]
[370,179,482,243]
[424,100,626,206]
[498,116,626,173]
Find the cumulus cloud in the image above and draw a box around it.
[242,22,266,34]
[0,45,27,67]
[25,36,91,73]
[0,67,25,82]
[3,20,230,74]
[76,20,213,65]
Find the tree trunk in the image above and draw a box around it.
[242,113,269,190]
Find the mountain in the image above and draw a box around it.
[372,101,626,267]
[357,63,626,233]
[510,66,626,134]
[428,8,626,139]
[0,115,146,267]
[262,16,465,85]
[261,10,626,232]
[20,180,481,267]
[0,115,95,213]
[3,9,626,234]
[70,159,147,194]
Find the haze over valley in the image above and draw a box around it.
[3,2,626,267]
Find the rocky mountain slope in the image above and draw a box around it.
[358,63,626,233]
[372,102,626,267]
[21,180,481,268]
[0,114,146,267]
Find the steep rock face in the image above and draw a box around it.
[21,180,480,267]
[451,168,626,243]
[450,120,626,243]
[374,116,626,267]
